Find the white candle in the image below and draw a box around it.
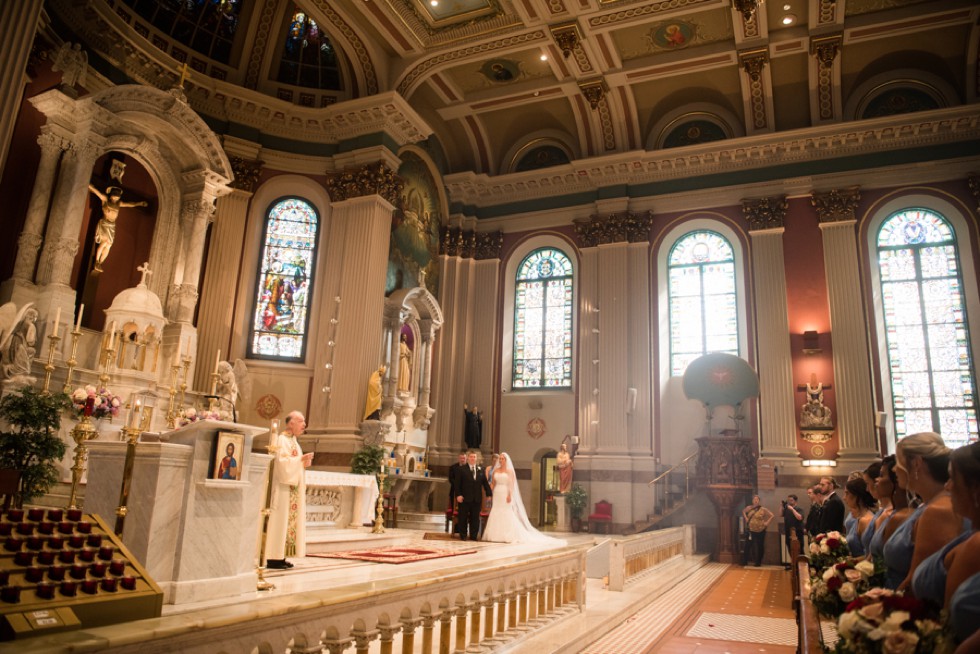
[75,304,84,331]
[108,321,116,346]
[213,349,221,375]
[52,307,61,338]
[130,398,142,429]
[271,419,279,435]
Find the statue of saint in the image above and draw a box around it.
[397,333,412,393]
[463,403,483,448]
[0,304,39,385]
[556,442,573,493]
[87,184,148,273]
[799,373,833,429]
[51,42,88,90]
[363,364,386,420]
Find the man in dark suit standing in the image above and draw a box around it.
[453,450,492,541]
[447,452,466,535]
[817,476,845,535]
[805,485,823,538]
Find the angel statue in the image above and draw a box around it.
[215,359,251,422]
[0,302,39,386]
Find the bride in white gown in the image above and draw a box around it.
[482,453,566,545]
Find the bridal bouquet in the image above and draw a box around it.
[811,558,884,618]
[70,385,121,421]
[808,531,850,575]
[833,588,950,654]
[178,407,221,426]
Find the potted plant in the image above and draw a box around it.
[350,444,390,492]
[0,385,70,508]
[565,482,588,532]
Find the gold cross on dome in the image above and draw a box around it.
[177,62,191,89]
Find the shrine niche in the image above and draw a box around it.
[386,150,444,298]
[798,373,834,444]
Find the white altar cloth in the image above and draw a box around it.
[305,470,379,528]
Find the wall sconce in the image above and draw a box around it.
[802,330,822,355]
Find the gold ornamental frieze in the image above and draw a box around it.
[326,162,404,205]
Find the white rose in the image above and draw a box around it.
[882,630,919,654]
[72,388,87,402]
[809,543,819,555]
[844,568,864,583]
[823,567,837,581]
[838,582,857,602]
[855,560,876,576]
[85,385,96,394]
[820,543,830,554]
[111,398,120,407]
[838,611,861,639]
[185,408,196,417]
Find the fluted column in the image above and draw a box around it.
[36,137,102,287]
[813,188,879,460]
[175,197,216,323]
[418,319,435,409]
[194,166,256,389]
[744,197,798,457]
[11,133,68,282]
[327,195,392,428]
[0,0,43,180]
[595,241,630,453]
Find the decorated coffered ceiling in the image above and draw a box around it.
[48,0,980,184]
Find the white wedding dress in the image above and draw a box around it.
[482,468,565,545]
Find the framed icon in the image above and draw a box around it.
[211,431,245,481]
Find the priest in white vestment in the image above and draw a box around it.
[265,410,313,569]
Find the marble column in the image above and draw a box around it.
[1,130,68,303]
[626,241,653,456]
[813,188,879,461]
[0,0,43,181]
[577,248,599,454]
[744,197,798,458]
[193,164,257,390]
[175,197,216,324]
[595,241,630,454]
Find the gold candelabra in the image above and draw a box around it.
[178,355,190,410]
[41,333,61,394]
[257,420,279,591]
[114,423,141,536]
[62,327,81,395]
[372,467,387,534]
[67,414,98,509]
[98,336,116,388]
[208,371,219,413]
[165,362,181,429]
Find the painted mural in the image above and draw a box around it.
[386,152,442,298]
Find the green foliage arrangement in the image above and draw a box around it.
[565,482,588,518]
[0,386,70,507]
[350,444,390,491]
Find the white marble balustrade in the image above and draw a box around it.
[608,524,694,591]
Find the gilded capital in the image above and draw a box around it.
[474,231,504,260]
[326,162,403,205]
[968,175,980,214]
[810,187,860,223]
[743,197,788,231]
[574,211,653,247]
[229,157,263,193]
[739,50,768,81]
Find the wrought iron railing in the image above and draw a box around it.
[646,450,698,516]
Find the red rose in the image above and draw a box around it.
[845,597,865,612]
[826,537,840,548]
[827,576,843,591]
[835,561,849,570]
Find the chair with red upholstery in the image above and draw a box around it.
[588,500,613,534]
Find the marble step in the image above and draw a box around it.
[396,511,447,532]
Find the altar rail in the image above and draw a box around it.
[795,555,825,653]
[608,524,694,591]
[17,547,586,654]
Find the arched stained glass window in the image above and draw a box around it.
[122,0,242,64]
[248,198,319,362]
[276,8,342,90]
[877,209,978,447]
[513,248,573,388]
[668,231,738,376]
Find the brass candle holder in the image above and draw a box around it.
[62,327,81,395]
[178,355,190,410]
[257,420,279,591]
[165,362,181,429]
[208,371,219,413]
[114,423,141,537]
[41,333,61,394]
[67,415,98,510]
[372,467,387,534]
[98,338,116,388]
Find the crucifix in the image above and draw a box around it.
[137,261,152,287]
[177,62,191,90]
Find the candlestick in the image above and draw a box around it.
[165,361,181,430]
[213,349,221,376]
[52,307,61,338]
[41,333,61,395]
[372,468,387,534]
[62,325,81,395]
[129,398,142,429]
[256,425,280,591]
[179,355,190,411]
[75,304,84,331]
[114,424,141,537]
[67,416,98,510]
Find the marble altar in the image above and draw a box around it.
[305,470,379,529]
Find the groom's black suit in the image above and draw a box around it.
[453,463,492,540]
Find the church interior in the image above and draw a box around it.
[0,0,978,651]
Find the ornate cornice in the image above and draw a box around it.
[326,162,403,205]
[474,231,504,260]
[574,211,653,247]
[810,187,860,223]
[229,157,263,193]
[440,228,503,259]
[742,197,787,231]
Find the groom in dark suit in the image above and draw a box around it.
[453,450,492,540]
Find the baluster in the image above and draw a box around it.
[495,592,507,635]
[467,601,482,651]
[401,617,421,653]
[379,625,401,654]
[507,591,518,630]
[352,629,378,654]
[518,588,529,629]
[528,584,538,622]
[439,610,453,654]
[454,606,468,652]
[483,596,495,642]
[548,577,557,613]
[536,581,546,619]
[322,637,354,654]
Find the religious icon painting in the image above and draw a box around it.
[211,431,245,481]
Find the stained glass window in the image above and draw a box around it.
[668,231,738,376]
[248,198,319,362]
[123,0,242,64]
[877,209,978,448]
[276,8,342,90]
[513,249,573,388]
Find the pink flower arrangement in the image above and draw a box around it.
[70,385,121,421]
[178,407,221,427]
[832,588,950,654]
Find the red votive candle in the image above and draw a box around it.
[27,508,44,522]
[1,586,21,603]
[46,509,63,522]
[100,578,118,593]
[35,582,55,600]
[0,523,12,536]
[120,576,137,591]
[78,548,95,562]
[58,550,75,564]
[4,537,23,552]
[57,521,74,535]
[59,581,77,596]
[85,534,102,548]
[109,559,127,576]
[37,521,54,535]
[13,551,33,566]
[69,564,86,580]
[37,551,55,565]
[26,536,43,551]
[68,535,85,548]
[25,566,43,583]
[80,579,98,594]
[47,565,66,581]
[6,509,24,522]
[48,536,64,550]
[0,569,9,585]
[76,521,92,534]
[89,562,107,577]
[16,522,33,536]
[65,509,82,522]
[97,545,113,560]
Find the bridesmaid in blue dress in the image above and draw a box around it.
[883,432,958,592]
[859,461,883,555]
[867,455,906,561]
[843,476,876,557]
[941,442,980,647]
